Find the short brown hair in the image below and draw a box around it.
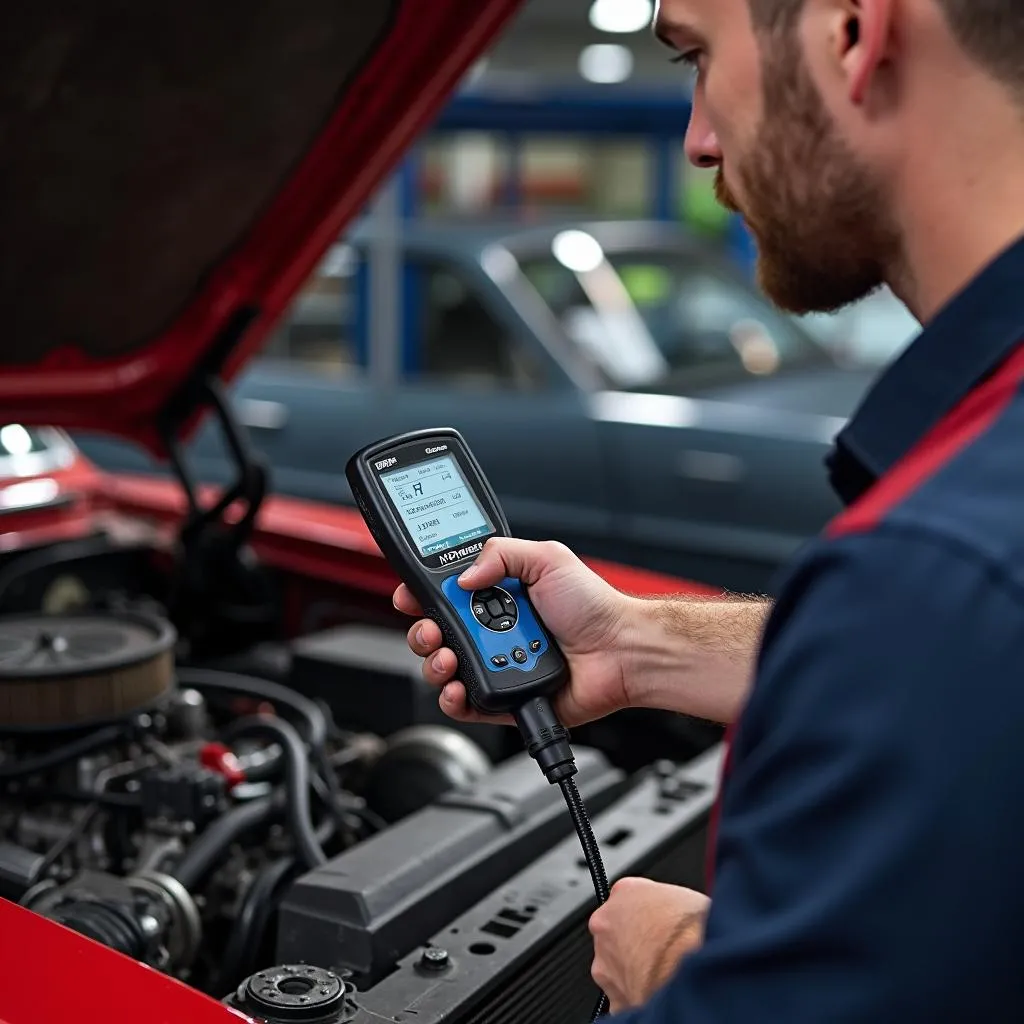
[747,0,1024,93]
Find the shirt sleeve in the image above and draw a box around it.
[607,526,1024,1024]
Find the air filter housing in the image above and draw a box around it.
[0,611,176,730]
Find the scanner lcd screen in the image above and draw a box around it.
[379,454,494,558]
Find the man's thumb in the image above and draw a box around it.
[457,537,556,589]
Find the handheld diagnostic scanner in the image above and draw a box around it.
[345,428,568,718]
[347,428,611,1022]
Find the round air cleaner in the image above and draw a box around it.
[0,611,176,730]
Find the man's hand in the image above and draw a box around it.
[589,878,710,1015]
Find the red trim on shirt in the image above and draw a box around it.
[830,344,1024,537]
[705,341,1024,892]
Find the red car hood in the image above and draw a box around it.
[0,0,521,453]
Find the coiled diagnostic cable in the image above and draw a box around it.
[515,697,611,1022]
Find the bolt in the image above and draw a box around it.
[420,947,450,971]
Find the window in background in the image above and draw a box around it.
[519,247,832,393]
[409,261,547,391]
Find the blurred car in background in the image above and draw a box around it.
[77,219,889,593]
[797,286,920,367]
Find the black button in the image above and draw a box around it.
[511,647,528,664]
[494,617,515,631]
[529,639,542,653]
[473,603,488,620]
[491,655,509,667]
[501,594,516,611]
[486,598,504,618]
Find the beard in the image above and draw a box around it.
[714,39,902,315]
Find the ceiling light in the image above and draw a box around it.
[578,43,634,84]
[588,0,653,34]
[552,231,605,273]
[0,424,33,457]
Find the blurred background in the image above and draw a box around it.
[74,0,922,594]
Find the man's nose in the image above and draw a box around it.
[684,100,722,169]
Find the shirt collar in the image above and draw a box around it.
[829,231,1024,504]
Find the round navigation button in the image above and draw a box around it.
[471,588,519,633]
[511,647,528,664]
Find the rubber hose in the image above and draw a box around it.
[219,817,336,991]
[175,668,327,749]
[225,716,327,871]
[0,725,125,780]
[173,795,277,891]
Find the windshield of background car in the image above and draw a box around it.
[516,241,834,393]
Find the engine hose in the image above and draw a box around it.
[0,725,126,780]
[218,855,297,992]
[49,900,147,960]
[175,668,327,749]
[224,716,327,871]
[218,817,336,992]
[173,795,277,891]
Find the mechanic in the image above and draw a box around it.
[396,0,1024,1019]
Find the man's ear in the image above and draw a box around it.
[831,0,895,105]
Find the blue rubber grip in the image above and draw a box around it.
[440,575,549,673]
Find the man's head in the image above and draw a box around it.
[656,0,1024,315]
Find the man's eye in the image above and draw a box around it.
[669,49,703,81]
[669,49,701,68]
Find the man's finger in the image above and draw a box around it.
[393,584,423,616]
[438,681,515,727]
[407,618,443,656]
[457,537,566,590]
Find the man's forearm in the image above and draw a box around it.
[620,593,772,724]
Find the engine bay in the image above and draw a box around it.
[0,600,505,994]
[0,436,719,1012]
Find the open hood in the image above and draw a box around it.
[0,0,522,453]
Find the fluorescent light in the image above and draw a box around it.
[589,0,653,34]
[552,230,605,273]
[578,43,634,84]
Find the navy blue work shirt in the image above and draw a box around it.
[611,231,1024,1023]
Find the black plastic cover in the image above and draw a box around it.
[347,746,723,1024]
[288,625,507,759]
[276,747,627,986]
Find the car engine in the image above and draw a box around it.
[0,605,494,996]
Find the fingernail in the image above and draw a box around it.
[432,654,446,673]
[415,628,425,647]
[441,683,455,703]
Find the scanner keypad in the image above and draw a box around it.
[471,587,518,632]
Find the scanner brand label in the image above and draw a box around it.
[424,445,449,454]
[375,457,399,470]
[438,540,484,565]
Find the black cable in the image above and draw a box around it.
[223,716,327,871]
[560,776,611,1022]
[0,725,125,780]
[514,697,611,1023]
[173,795,277,890]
